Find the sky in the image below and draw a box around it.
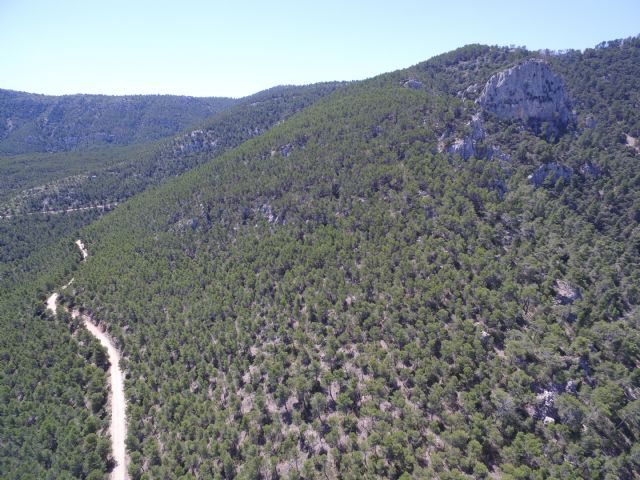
[1,0,638,98]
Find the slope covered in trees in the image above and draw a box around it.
[0,83,341,216]
[0,89,237,154]
[0,82,342,478]
[2,38,640,479]
[0,212,113,479]
[56,38,640,478]
[0,83,339,478]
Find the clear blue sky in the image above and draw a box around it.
[1,0,638,98]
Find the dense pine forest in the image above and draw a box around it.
[0,84,340,216]
[0,90,238,155]
[2,38,640,479]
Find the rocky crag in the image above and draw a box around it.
[476,58,573,135]
[441,58,578,189]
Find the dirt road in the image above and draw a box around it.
[79,312,127,480]
[46,239,127,479]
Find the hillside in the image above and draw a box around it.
[2,38,640,479]
[0,83,341,216]
[0,89,237,154]
[0,212,113,479]
[59,38,640,478]
[0,83,341,479]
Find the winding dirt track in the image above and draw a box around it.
[46,239,127,479]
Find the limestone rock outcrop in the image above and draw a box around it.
[445,137,476,160]
[554,280,582,304]
[402,79,424,89]
[477,59,572,134]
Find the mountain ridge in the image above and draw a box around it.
[0,89,237,154]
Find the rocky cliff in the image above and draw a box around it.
[440,59,574,161]
[476,59,572,135]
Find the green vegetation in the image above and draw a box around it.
[0,214,112,479]
[2,38,640,479]
[0,89,237,154]
[0,144,152,205]
[68,39,640,478]
[0,81,341,479]
[0,83,340,216]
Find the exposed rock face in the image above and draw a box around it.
[439,111,512,169]
[477,59,572,134]
[627,134,640,153]
[529,163,572,187]
[172,129,220,156]
[554,279,582,304]
[402,79,423,89]
[565,380,579,394]
[489,146,511,162]
[469,113,485,140]
[535,390,557,420]
[280,143,293,157]
[458,83,481,100]
[441,113,485,160]
[446,137,476,160]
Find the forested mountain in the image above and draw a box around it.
[0,83,341,215]
[2,37,640,479]
[1,82,341,479]
[0,89,237,154]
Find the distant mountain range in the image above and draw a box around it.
[0,89,237,154]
